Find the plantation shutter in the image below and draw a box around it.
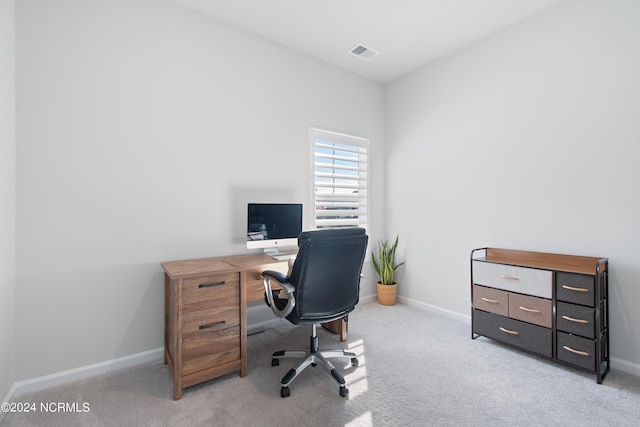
[311,129,368,230]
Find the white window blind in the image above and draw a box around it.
[311,128,368,230]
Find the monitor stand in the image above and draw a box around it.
[264,248,296,261]
[264,248,284,257]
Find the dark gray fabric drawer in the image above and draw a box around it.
[556,272,596,306]
[557,332,598,371]
[473,309,552,357]
[557,302,600,339]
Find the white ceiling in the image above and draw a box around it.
[174,0,562,83]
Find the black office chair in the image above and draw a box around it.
[262,228,368,398]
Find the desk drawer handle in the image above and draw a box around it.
[499,327,519,335]
[518,306,541,313]
[499,275,519,281]
[199,281,226,289]
[562,284,588,293]
[562,345,589,357]
[562,315,589,324]
[199,320,226,330]
[481,297,500,304]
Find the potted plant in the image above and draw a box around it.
[371,235,405,305]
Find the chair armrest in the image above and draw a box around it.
[262,270,296,318]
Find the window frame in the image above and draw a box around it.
[308,127,369,231]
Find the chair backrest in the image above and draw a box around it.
[286,228,368,324]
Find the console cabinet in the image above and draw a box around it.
[471,248,609,383]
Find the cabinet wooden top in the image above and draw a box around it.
[161,257,239,279]
[474,248,607,275]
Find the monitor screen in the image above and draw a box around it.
[246,203,303,253]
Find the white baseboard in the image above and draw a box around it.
[12,347,164,398]
[397,295,471,323]
[359,294,377,304]
[610,356,640,377]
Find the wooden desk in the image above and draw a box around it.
[162,253,346,400]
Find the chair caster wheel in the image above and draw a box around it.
[281,387,290,398]
[351,357,358,367]
[271,358,279,366]
[339,386,349,398]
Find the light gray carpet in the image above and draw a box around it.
[3,301,640,426]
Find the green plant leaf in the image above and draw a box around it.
[372,235,404,285]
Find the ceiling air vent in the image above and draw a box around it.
[349,44,380,61]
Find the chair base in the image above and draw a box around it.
[271,324,358,398]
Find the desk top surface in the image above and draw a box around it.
[223,253,294,269]
[161,253,292,279]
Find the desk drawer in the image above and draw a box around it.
[181,272,240,334]
[182,325,241,376]
[473,309,552,357]
[181,272,240,306]
[182,306,240,335]
[472,261,551,298]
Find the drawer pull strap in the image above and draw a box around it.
[562,345,589,357]
[518,306,541,313]
[499,327,519,335]
[199,320,226,330]
[481,297,500,304]
[562,315,589,324]
[562,284,588,293]
[499,275,519,281]
[199,281,226,289]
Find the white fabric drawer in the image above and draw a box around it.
[472,260,552,299]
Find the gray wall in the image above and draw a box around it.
[0,0,16,403]
[386,0,640,374]
[15,0,384,381]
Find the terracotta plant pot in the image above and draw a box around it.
[377,282,397,306]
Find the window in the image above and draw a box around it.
[310,128,368,230]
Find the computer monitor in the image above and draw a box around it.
[246,203,303,256]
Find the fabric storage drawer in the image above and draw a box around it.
[557,302,600,339]
[473,309,552,357]
[472,261,552,298]
[508,293,552,328]
[473,285,508,316]
[556,272,598,307]
[557,332,599,371]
